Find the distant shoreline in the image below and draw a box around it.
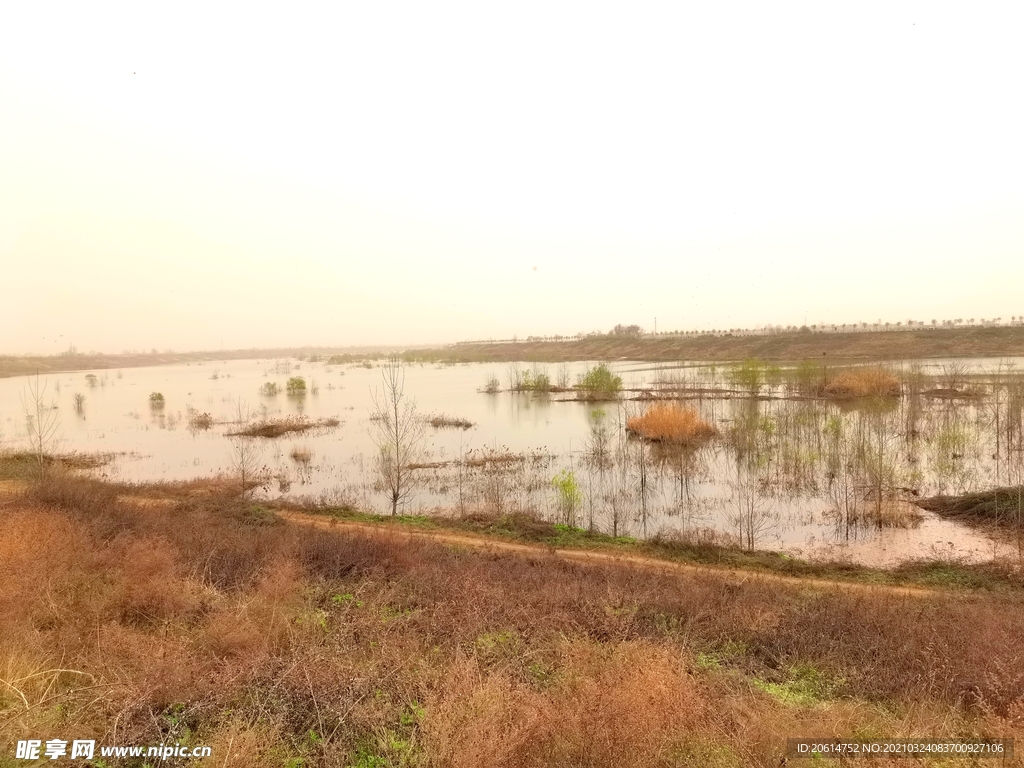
[412,326,1024,365]
[0,347,407,379]
[4,326,1024,379]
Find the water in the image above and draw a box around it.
[2,356,1022,567]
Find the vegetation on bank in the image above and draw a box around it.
[0,451,114,481]
[916,486,1024,529]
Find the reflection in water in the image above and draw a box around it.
[2,356,1024,566]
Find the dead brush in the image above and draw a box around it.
[626,402,717,444]
[824,367,902,398]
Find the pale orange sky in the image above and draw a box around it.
[2,2,1022,354]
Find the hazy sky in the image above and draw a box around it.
[2,2,1022,354]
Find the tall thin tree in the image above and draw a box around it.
[21,373,61,479]
[370,356,425,516]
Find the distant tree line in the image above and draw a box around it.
[456,316,1024,346]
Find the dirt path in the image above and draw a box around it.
[278,510,942,599]
[0,479,952,598]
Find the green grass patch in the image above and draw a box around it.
[750,664,843,707]
[694,640,749,671]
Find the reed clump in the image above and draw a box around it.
[427,414,475,430]
[227,416,339,439]
[626,403,717,444]
[823,367,902,398]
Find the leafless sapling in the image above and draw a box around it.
[370,356,426,516]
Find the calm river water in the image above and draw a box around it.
[2,356,1022,567]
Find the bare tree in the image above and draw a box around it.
[451,431,472,516]
[636,435,651,538]
[556,363,571,390]
[506,362,524,393]
[728,470,776,551]
[370,356,426,516]
[232,397,255,425]
[228,437,266,497]
[941,361,969,392]
[21,374,62,479]
[860,398,902,527]
[825,416,858,540]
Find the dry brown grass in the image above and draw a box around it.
[627,402,717,444]
[424,640,707,767]
[824,367,902,398]
[1,472,1022,766]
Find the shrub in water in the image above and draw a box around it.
[577,364,622,399]
[627,403,716,444]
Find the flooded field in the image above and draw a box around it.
[3,356,1023,566]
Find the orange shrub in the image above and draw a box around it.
[627,403,716,444]
[824,367,902,398]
